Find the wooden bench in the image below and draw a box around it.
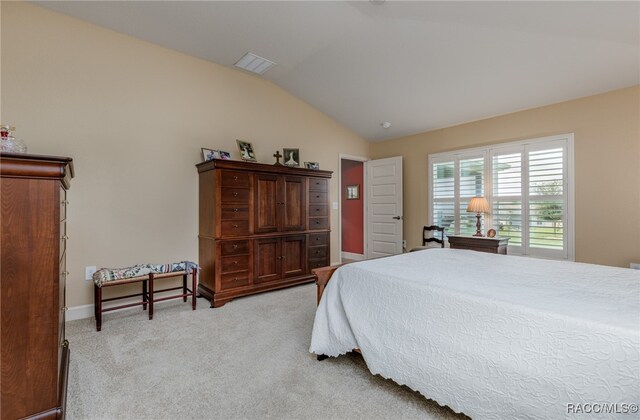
[94,267,198,331]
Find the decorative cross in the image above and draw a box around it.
[273,150,283,166]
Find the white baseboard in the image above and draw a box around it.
[341,252,364,261]
[66,304,94,321]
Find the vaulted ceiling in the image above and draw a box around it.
[34,1,640,141]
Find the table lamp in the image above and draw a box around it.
[467,197,490,237]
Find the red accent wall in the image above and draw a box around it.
[341,159,364,255]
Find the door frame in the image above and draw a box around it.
[338,154,369,264]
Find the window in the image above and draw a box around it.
[428,134,574,260]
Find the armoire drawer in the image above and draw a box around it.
[308,258,329,271]
[221,187,250,204]
[309,217,328,230]
[309,178,328,192]
[308,233,329,246]
[308,205,327,217]
[220,240,250,256]
[308,245,328,259]
[221,171,250,188]
[309,192,327,203]
[221,220,250,236]
[221,255,250,273]
[221,206,249,220]
[220,272,251,290]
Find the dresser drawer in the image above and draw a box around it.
[308,204,327,217]
[60,187,67,221]
[221,220,250,236]
[220,272,251,290]
[309,178,328,192]
[309,217,328,230]
[309,192,327,204]
[220,240,250,256]
[221,206,249,220]
[221,187,250,204]
[308,245,328,259]
[308,233,329,246]
[221,255,250,273]
[221,170,250,188]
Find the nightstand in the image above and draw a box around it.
[447,235,509,255]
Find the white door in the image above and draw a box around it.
[366,156,403,259]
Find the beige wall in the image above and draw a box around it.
[370,86,640,268]
[1,3,369,307]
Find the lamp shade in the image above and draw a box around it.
[467,197,490,213]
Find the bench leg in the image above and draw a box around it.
[149,274,154,320]
[182,274,187,302]
[95,284,102,332]
[142,279,148,310]
[192,269,197,310]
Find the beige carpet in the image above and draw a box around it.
[66,283,467,419]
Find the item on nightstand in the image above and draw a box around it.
[0,125,27,153]
[467,197,490,237]
[487,228,496,238]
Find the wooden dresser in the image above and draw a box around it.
[447,235,509,254]
[1,153,73,419]
[197,159,332,308]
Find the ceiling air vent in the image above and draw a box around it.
[234,52,276,75]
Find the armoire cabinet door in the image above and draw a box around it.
[281,176,306,231]
[254,174,279,233]
[282,235,307,278]
[254,238,281,283]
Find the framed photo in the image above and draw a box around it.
[202,148,219,162]
[219,150,231,160]
[346,184,360,200]
[283,148,300,167]
[304,161,319,170]
[236,140,256,162]
[487,228,497,238]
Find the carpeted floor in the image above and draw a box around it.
[66,283,467,419]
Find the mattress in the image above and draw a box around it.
[310,249,640,419]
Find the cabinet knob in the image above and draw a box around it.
[281,256,286,260]
[233,261,238,265]
[233,192,238,197]
[233,277,238,282]
[233,224,239,228]
[233,208,238,212]
[233,176,238,180]
[233,244,238,249]
[316,220,320,224]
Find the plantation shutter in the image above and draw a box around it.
[431,160,455,237]
[527,144,567,259]
[492,151,523,252]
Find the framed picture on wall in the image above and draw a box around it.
[305,162,319,170]
[219,150,231,160]
[346,184,360,200]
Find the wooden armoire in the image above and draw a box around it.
[1,153,73,419]
[197,159,332,308]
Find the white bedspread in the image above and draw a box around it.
[310,249,640,419]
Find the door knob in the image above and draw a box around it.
[392,216,403,220]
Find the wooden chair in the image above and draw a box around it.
[409,225,445,252]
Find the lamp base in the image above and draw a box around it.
[473,213,483,237]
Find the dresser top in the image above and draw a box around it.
[196,158,332,178]
[1,152,74,189]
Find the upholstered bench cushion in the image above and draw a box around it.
[93,261,199,287]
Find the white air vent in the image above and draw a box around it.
[234,52,276,75]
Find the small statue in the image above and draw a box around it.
[273,150,283,166]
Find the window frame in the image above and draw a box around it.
[428,133,575,261]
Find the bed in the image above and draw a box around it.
[309,249,639,419]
